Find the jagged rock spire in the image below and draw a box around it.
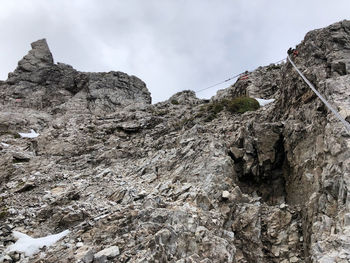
[4,38,151,112]
[17,39,54,72]
[7,39,54,84]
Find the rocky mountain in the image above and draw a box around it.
[0,20,349,263]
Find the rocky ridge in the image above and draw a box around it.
[0,20,350,263]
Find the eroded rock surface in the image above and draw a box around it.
[2,39,151,115]
[0,21,350,263]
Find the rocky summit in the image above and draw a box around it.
[0,20,350,263]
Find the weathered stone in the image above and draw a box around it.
[94,246,120,260]
[82,249,94,263]
[15,182,36,193]
[3,39,151,114]
[0,255,12,263]
[0,20,349,263]
[11,152,32,162]
[222,190,230,199]
[344,213,350,227]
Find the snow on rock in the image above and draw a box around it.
[18,129,40,138]
[1,142,10,147]
[255,98,275,106]
[7,230,70,256]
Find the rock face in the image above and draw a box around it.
[2,39,151,114]
[0,21,350,263]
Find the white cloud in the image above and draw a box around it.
[0,0,349,102]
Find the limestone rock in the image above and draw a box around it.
[0,20,350,263]
[2,38,151,114]
[16,39,53,72]
[94,246,120,260]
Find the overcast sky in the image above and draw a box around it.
[0,0,349,103]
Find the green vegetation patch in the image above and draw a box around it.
[226,97,260,113]
[0,130,21,138]
[0,206,8,220]
[13,133,21,139]
[199,97,260,122]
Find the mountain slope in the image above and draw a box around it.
[0,20,350,263]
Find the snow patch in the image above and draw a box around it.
[255,98,275,106]
[1,142,10,147]
[18,129,40,138]
[7,230,70,256]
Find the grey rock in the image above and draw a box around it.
[16,39,53,72]
[2,38,151,114]
[82,249,94,263]
[222,191,230,199]
[0,255,12,263]
[0,20,350,263]
[11,151,32,162]
[94,246,120,259]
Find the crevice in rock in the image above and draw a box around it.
[229,135,289,206]
[229,135,306,262]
